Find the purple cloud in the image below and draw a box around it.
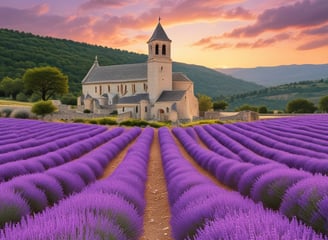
[80,0,135,11]
[227,0,328,38]
[302,24,328,35]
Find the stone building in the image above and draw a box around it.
[78,21,199,122]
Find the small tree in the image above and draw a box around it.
[23,66,68,101]
[31,100,57,118]
[286,98,317,113]
[198,94,213,112]
[258,106,268,114]
[213,100,228,111]
[0,77,23,100]
[235,104,258,112]
[319,96,328,112]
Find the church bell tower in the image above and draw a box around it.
[147,19,172,103]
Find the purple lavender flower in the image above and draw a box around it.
[0,188,30,227]
[251,168,311,210]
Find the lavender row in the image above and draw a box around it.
[0,127,141,228]
[208,124,328,174]
[176,116,328,234]
[159,127,325,240]
[173,126,328,233]
[0,123,107,163]
[251,115,328,143]
[0,127,153,239]
[0,118,102,147]
[232,122,328,156]
[198,124,271,164]
[0,127,124,182]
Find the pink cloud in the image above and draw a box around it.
[227,0,328,38]
[221,6,253,19]
[32,3,49,16]
[194,32,292,50]
[297,37,328,50]
[0,4,96,43]
[302,24,328,35]
[251,33,291,48]
[80,0,135,11]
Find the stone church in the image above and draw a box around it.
[78,21,199,122]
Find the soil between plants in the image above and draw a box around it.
[102,128,229,239]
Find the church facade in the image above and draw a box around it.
[78,21,199,122]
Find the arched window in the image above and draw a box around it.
[162,44,166,55]
[155,44,159,55]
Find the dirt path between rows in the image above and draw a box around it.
[140,129,171,240]
[101,128,229,239]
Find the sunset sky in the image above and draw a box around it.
[1,0,328,68]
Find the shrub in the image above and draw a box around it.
[16,92,29,102]
[97,118,117,125]
[88,119,98,124]
[13,110,30,119]
[83,109,92,113]
[31,100,57,118]
[1,108,13,117]
[119,119,148,127]
[72,118,86,123]
[60,94,77,105]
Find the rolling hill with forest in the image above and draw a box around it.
[0,28,262,97]
[225,78,328,111]
[218,64,328,87]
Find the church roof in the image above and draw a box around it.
[82,63,147,84]
[82,62,191,84]
[148,22,171,43]
[118,93,149,104]
[172,72,193,82]
[156,90,186,102]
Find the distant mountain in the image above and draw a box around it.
[226,78,328,111]
[217,64,328,87]
[173,62,263,97]
[0,28,262,97]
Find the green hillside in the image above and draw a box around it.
[172,62,263,97]
[0,28,262,97]
[226,79,328,111]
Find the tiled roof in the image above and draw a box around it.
[172,72,192,82]
[82,63,147,84]
[148,22,171,43]
[156,90,186,102]
[82,62,192,84]
[118,93,149,104]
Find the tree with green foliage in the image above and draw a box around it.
[286,98,317,113]
[0,77,23,100]
[319,96,328,112]
[213,100,228,111]
[198,94,213,112]
[235,104,258,112]
[23,66,68,101]
[31,100,57,118]
[258,106,268,113]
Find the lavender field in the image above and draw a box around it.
[0,115,328,239]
